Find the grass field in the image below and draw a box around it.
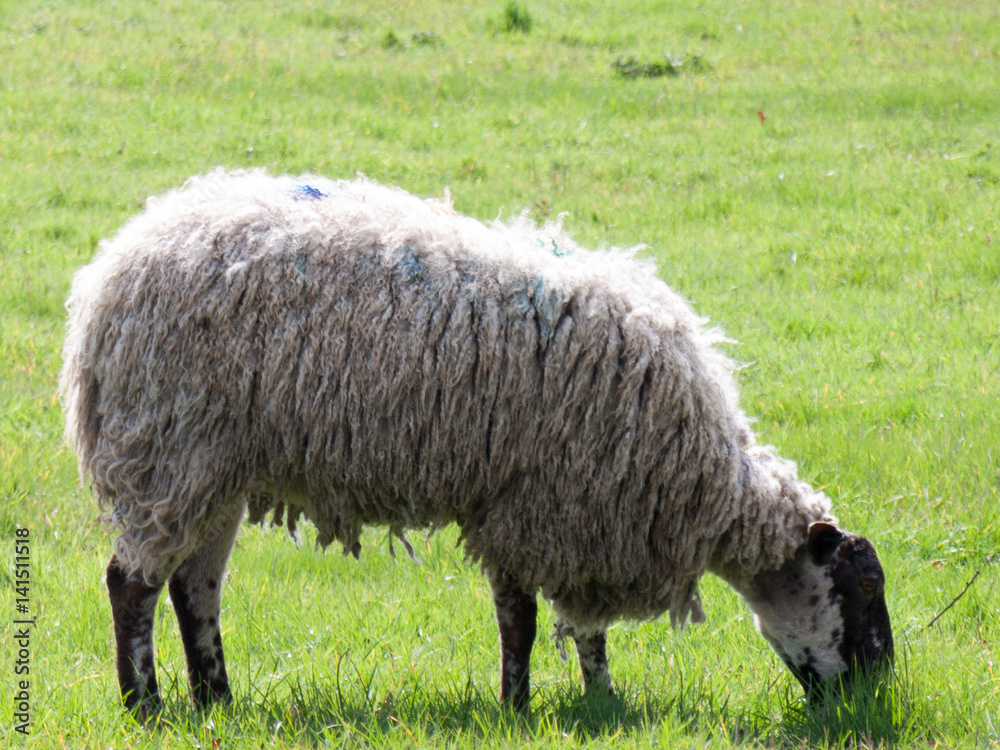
[1,0,998,746]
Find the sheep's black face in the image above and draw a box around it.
[817,524,894,693]
[744,522,893,698]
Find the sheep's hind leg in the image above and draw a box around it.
[488,568,537,712]
[574,630,613,694]
[106,555,164,714]
[168,501,244,707]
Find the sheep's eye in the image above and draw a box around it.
[860,576,878,593]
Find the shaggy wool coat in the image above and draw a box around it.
[61,170,831,633]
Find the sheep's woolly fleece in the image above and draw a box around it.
[60,169,832,631]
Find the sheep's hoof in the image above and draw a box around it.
[123,693,164,724]
[499,693,532,717]
[192,684,233,711]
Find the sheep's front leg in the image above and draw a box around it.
[574,630,613,694]
[488,568,537,712]
[106,555,164,714]
[168,502,243,707]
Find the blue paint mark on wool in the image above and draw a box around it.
[292,185,327,201]
[504,277,567,345]
[536,236,569,258]
[530,278,567,344]
[393,244,424,282]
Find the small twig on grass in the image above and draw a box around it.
[926,570,981,630]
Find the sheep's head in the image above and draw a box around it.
[741,522,893,697]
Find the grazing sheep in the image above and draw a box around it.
[60,169,893,714]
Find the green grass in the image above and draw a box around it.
[1,0,998,746]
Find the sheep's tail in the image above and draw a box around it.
[58,271,102,487]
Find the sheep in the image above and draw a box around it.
[60,169,893,714]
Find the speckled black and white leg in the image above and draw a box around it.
[488,568,537,712]
[168,502,243,707]
[574,630,613,694]
[106,555,164,715]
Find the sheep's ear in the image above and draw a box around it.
[807,521,845,565]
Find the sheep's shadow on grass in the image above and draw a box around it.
[546,684,907,747]
[138,669,913,747]
[775,674,916,748]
